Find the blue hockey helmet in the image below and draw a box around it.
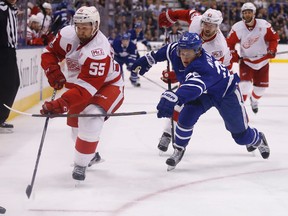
[177,32,202,55]
[121,33,130,40]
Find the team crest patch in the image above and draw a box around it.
[212,51,223,59]
[66,58,81,72]
[91,48,104,56]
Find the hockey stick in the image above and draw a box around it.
[241,50,288,59]
[3,104,157,118]
[26,89,57,198]
[164,27,175,146]
[142,75,178,90]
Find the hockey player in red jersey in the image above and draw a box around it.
[40,6,124,181]
[157,8,232,153]
[226,2,279,114]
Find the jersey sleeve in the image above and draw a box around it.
[226,28,240,50]
[265,25,279,52]
[41,32,66,72]
[171,9,199,24]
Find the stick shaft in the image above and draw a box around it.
[26,90,57,198]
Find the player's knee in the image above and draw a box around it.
[232,127,259,145]
[239,81,252,95]
[78,105,105,141]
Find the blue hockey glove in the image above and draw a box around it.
[131,52,156,75]
[156,91,178,118]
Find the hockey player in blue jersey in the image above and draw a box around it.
[112,33,141,87]
[128,22,152,51]
[131,32,270,170]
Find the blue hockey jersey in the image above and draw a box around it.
[112,37,138,70]
[153,42,240,104]
[128,29,149,47]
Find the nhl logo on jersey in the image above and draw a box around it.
[91,48,104,56]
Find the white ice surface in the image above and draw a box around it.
[1,62,288,216]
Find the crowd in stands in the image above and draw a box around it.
[110,0,288,44]
[16,0,288,47]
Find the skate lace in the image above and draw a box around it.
[258,142,269,153]
[171,149,183,161]
[250,98,258,109]
[159,134,171,147]
[74,166,86,175]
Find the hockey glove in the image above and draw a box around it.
[44,66,66,90]
[230,50,240,63]
[266,49,276,59]
[40,98,69,114]
[131,52,156,75]
[158,10,177,28]
[157,90,178,118]
[161,69,178,84]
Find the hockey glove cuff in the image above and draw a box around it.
[40,98,69,115]
[44,66,66,90]
[161,69,178,84]
[157,90,178,118]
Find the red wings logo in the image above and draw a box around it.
[91,48,104,57]
[66,58,80,72]
[242,36,260,49]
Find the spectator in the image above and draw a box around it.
[36,2,53,36]
[26,15,44,45]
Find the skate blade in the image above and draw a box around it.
[74,180,82,187]
[0,128,13,134]
[158,150,165,156]
[167,165,175,171]
[250,151,256,157]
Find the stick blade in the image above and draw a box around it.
[0,206,6,214]
[26,185,32,198]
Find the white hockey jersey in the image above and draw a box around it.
[42,25,123,98]
[188,15,232,68]
[227,19,279,70]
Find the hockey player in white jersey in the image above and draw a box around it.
[40,6,124,181]
[157,8,232,153]
[226,2,279,114]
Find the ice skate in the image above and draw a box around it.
[0,122,13,134]
[72,165,86,181]
[250,97,258,113]
[158,132,171,153]
[88,152,104,167]
[166,145,185,171]
[129,77,141,87]
[246,132,270,159]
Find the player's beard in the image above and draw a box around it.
[203,29,216,39]
[243,16,254,24]
[77,34,92,44]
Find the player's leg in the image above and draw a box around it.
[218,86,270,159]
[250,63,269,113]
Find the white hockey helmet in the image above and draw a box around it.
[74,6,100,32]
[241,2,256,14]
[201,9,223,26]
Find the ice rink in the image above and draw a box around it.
[1,61,288,216]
